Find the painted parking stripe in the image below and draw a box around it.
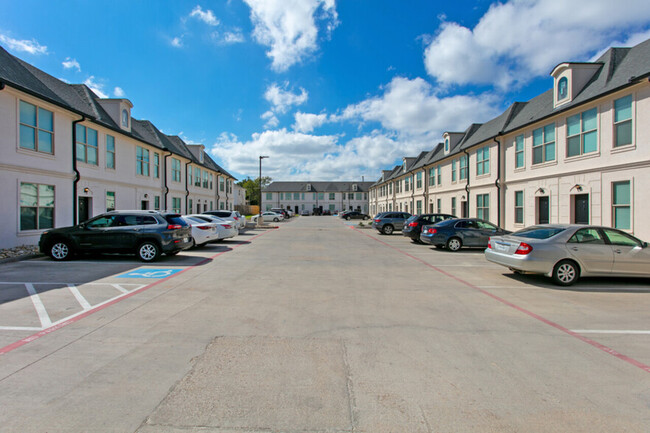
[351,226,650,374]
[25,283,52,328]
[67,283,92,310]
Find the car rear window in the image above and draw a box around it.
[165,215,189,226]
[513,226,566,239]
[209,211,230,217]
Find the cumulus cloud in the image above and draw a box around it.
[264,82,308,113]
[62,57,81,71]
[83,76,108,99]
[222,30,245,44]
[293,112,328,132]
[189,5,219,26]
[0,34,47,55]
[244,0,339,71]
[114,87,125,97]
[424,0,650,88]
[171,36,184,48]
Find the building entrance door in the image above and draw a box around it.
[537,196,549,224]
[78,196,91,223]
[574,194,589,224]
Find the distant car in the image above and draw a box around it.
[203,210,244,232]
[420,218,509,251]
[252,211,284,223]
[300,210,310,216]
[402,214,457,243]
[372,212,412,235]
[341,211,370,221]
[485,224,650,286]
[182,216,220,247]
[38,210,192,262]
[186,214,237,240]
[270,208,290,219]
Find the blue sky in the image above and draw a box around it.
[2,0,650,182]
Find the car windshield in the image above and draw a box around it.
[512,226,566,239]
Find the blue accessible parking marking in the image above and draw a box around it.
[117,269,183,279]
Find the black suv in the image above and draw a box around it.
[39,210,193,262]
[341,211,370,220]
[402,213,457,243]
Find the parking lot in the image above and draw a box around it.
[1,216,649,432]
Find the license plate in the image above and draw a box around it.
[184,237,190,243]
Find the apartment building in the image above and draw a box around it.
[0,46,235,249]
[370,39,650,240]
[262,181,374,215]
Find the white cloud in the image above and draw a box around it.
[293,112,327,132]
[424,0,650,88]
[261,110,280,129]
[190,5,219,26]
[171,36,184,48]
[591,28,650,60]
[264,82,308,113]
[0,34,47,55]
[244,0,339,71]
[114,87,125,97]
[222,30,245,44]
[83,76,108,99]
[62,57,81,71]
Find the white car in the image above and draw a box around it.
[182,216,220,247]
[203,210,245,232]
[187,214,237,240]
[252,211,284,223]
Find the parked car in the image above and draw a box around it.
[485,224,650,286]
[186,214,238,241]
[420,218,509,251]
[300,210,311,216]
[372,212,412,235]
[182,216,220,247]
[341,211,370,220]
[203,210,244,232]
[270,208,290,219]
[38,210,192,262]
[402,213,457,243]
[252,211,284,223]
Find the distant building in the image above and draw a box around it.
[262,181,374,214]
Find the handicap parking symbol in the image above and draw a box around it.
[117,269,183,279]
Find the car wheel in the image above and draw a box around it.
[552,260,579,286]
[49,240,72,261]
[446,237,462,252]
[345,216,351,220]
[273,217,279,222]
[137,241,160,262]
[382,225,394,235]
[363,216,369,220]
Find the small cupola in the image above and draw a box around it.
[551,62,602,109]
[442,132,464,154]
[97,98,133,132]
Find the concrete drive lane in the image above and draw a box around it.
[0,217,649,432]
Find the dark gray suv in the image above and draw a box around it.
[39,210,193,262]
[372,212,412,235]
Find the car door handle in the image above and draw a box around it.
[570,247,579,251]
[614,249,622,254]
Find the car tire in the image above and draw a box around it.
[382,225,394,235]
[345,216,351,220]
[273,217,279,222]
[49,240,72,261]
[137,241,160,262]
[446,237,462,252]
[363,216,369,220]
[552,260,579,286]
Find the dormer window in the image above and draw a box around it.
[199,152,204,163]
[353,184,358,191]
[306,183,312,191]
[445,137,449,153]
[121,109,129,127]
[557,77,568,101]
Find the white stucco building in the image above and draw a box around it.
[262,181,373,215]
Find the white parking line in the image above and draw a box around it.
[25,283,52,328]
[111,284,129,294]
[572,330,650,335]
[67,283,92,310]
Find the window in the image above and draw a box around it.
[459,156,468,180]
[356,192,362,200]
[514,191,524,224]
[532,124,555,164]
[172,197,181,213]
[76,124,98,165]
[203,171,209,188]
[567,108,597,157]
[329,193,335,200]
[20,183,54,230]
[437,199,441,213]
[154,153,159,178]
[612,181,630,229]
[429,167,435,186]
[476,146,490,175]
[195,168,201,186]
[416,200,422,214]
[514,135,524,169]
[451,197,456,216]
[436,166,441,184]
[219,178,224,191]
[189,199,193,212]
[106,191,115,211]
[405,177,410,191]
[416,172,422,189]
[603,228,640,247]
[106,135,115,169]
[313,193,317,200]
[451,160,457,182]
[477,193,489,220]
[19,101,54,154]
[210,174,213,190]
[266,193,272,200]
[121,109,129,127]
[318,193,324,200]
[614,95,632,147]
[188,166,193,185]
[444,137,449,152]
[294,193,300,200]
[389,183,393,194]
[154,196,160,210]
[568,228,604,244]
[348,192,354,199]
[172,158,181,182]
[557,77,568,100]
[136,146,149,176]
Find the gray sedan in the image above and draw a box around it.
[485,224,650,286]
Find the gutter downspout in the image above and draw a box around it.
[185,161,192,213]
[163,150,172,211]
[493,137,502,226]
[463,148,470,217]
[72,116,86,225]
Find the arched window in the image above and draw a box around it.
[557,77,568,100]
[445,137,449,152]
[121,109,129,127]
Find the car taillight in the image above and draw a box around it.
[374,219,381,223]
[515,242,533,255]
[408,222,418,227]
[167,224,183,230]
[197,225,212,230]
[487,237,492,249]
[426,228,437,234]
[222,224,232,229]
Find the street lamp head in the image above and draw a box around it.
[260,155,269,159]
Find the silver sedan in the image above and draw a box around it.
[485,224,650,285]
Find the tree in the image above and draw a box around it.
[237,176,272,205]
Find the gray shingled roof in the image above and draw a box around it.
[264,181,375,193]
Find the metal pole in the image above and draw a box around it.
[258,156,268,227]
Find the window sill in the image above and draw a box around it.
[564,151,600,163]
[16,147,56,160]
[531,160,558,169]
[610,144,636,155]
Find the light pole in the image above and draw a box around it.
[258,155,269,226]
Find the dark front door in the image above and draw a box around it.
[537,196,549,224]
[78,197,91,223]
[574,194,589,224]
[141,200,149,210]
[461,201,468,218]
